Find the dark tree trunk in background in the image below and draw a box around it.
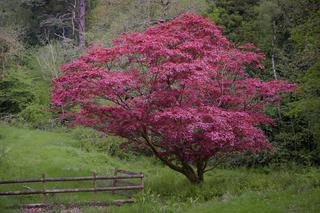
[160,0,170,20]
[78,0,86,48]
[271,19,277,80]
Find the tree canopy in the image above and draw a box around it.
[52,14,295,183]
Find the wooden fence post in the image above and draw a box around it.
[112,168,118,194]
[140,172,144,193]
[41,173,47,204]
[93,172,96,203]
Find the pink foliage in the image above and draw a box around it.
[52,14,296,182]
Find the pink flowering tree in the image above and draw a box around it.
[52,14,295,184]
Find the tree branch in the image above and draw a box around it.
[141,131,185,174]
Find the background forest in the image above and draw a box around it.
[0,0,319,212]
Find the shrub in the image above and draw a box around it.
[0,68,34,115]
[70,126,129,158]
[19,104,52,129]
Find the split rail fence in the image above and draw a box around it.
[0,169,144,208]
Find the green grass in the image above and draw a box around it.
[183,190,320,213]
[0,124,319,212]
[0,124,150,210]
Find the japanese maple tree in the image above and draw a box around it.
[52,14,296,184]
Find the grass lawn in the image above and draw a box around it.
[0,124,319,212]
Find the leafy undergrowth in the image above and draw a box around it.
[0,124,319,212]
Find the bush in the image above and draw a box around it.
[0,68,34,115]
[32,41,81,82]
[0,40,81,129]
[19,104,53,129]
[217,151,278,168]
[0,28,24,75]
[69,126,129,159]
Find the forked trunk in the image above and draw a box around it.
[184,170,204,184]
[142,135,205,184]
[78,0,86,48]
[181,163,204,184]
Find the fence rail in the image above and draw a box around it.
[0,185,143,196]
[0,169,144,209]
[0,174,143,185]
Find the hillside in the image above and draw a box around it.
[0,124,319,212]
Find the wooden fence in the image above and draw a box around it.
[0,169,144,208]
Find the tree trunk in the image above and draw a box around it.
[78,0,86,48]
[142,133,205,184]
[181,162,204,184]
[183,167,204,184]
[271,19,277,80]
[271,19,283,121]
[160,0,170,21]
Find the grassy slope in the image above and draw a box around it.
[0,124,319,212]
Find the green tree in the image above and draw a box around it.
[206,0,320,165]
[87,0,208,44]
[288,63,320,160]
